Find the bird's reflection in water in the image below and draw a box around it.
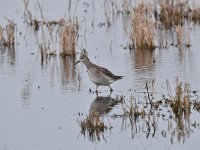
[89,95,122,118]
[79,95,122,142]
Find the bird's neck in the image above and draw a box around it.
[83,59,94,70]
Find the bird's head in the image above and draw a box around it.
[75,55,89,65]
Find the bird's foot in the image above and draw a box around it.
[109,86,113,94]
[95,90,99,97]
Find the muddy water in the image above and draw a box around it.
[0,0,200,150]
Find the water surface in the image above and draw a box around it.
[0,0,200,150]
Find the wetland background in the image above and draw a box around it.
[1,0,200,149]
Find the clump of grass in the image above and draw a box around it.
[175,24,191,48]
[60,19,79,56]
[175,24,183,47]
[170,78,191,115]
[0,20,15,47]
[193,101,200,112]
[23,0,79,58]
[78,113,108,142]
[121,95,146,119]
[159,0,190,27]
[129,2,155,50]
[38,22,59,59]
[117,94,157,139]
[165,79,191,142]
[38,18,79,58]
[191,7,200,23]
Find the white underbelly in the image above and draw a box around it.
[88,70,114,86]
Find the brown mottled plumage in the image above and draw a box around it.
[75,55,123,92]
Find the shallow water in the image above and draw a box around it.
[0,0,200,150]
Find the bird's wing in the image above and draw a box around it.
[93,64,123,80]
[97,66,117,79]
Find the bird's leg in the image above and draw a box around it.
[109,86,113,93]
[95,91,99,97]
[95,85,98,93]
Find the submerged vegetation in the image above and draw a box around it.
[78,113,109,142]
[1,0,200,149]
[77,96,123,142]
[77,79,200,142]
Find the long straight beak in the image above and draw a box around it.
[75,60,80,65]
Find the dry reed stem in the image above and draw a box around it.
[0,20,15,47]
[175,78,183,112]
[23,0,34,25]
[23,0,79,57]
[159,0,190,26]
[0,26,5,44]
[172,78,191,115]
[183,83,190,112]
[185,28,191,47]
[103,0,131,27]
[121,95,145,119]
[23,0,29,13]
[122,0,131,14]
[175,24,191,47]
[130,3,155,49]
[79,113,107,142]
[60,19,79,56]
[175,24,183,47]
[6,20,15,45]
[104,0,117,26]
[191,7,200,22]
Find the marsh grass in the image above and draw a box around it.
[23,0,79,58]
[23,0,32,25]
[103,0,131,27]
[159,0,190,27]
[158,0,200,26]
[78,113,109,142]
[0,20,15,48]
[175,24,183,47]
[118,94,157,138]
[77,79,199,142]
[166,79,192,142]
[193,101,200,112]
[121,95,146,119]
[175,24,191,48]
[112,79,196,140]
[38,18,79,60]
[191,7,200,23]
[170,79,191,115]
[129,3,155,50]
[60,19,79,56]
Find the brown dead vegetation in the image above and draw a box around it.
[0,20,15,48]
